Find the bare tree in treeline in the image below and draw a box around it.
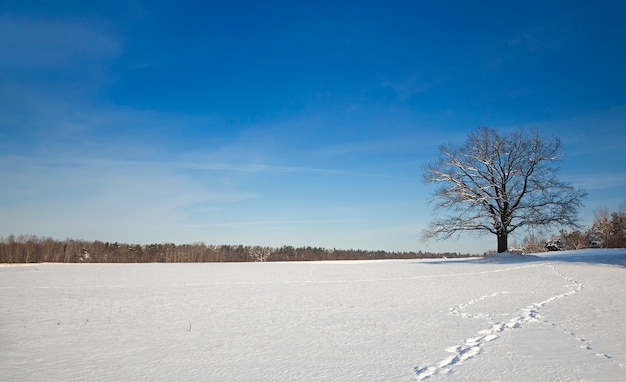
[423,126,587,253]
[587,205,626,248]
[512,203,626,253]
[0,235,474,263]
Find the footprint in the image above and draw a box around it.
[458,345,481,361]
[483,334,499,342]
[414,365,437,380]
[465,336,484,345]
[439,355,458,368]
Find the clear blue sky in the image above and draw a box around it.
[1,1,625,254]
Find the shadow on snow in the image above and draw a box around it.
[414,248,626,267]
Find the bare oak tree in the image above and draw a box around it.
[423,126,587,253]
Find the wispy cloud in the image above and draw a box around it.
[507,107,625,157]
[566,174,626,191]
[1,154,350,177]
[0,151,264,244]
[381,73,433,101]
[506,25,554,54]
[176,218,363,228]
[0,18,119,69]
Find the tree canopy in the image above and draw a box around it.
[423,126,587,253]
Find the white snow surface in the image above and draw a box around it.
[1,249,625,381]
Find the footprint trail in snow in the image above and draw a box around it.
[413,264,585,380]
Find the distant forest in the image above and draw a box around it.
[0,235,477,263]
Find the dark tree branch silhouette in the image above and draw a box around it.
[423,126,587,253]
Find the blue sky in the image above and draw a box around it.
[1,1,625,254]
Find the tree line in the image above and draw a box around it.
[0,235,476,263]
[513,204,626,253]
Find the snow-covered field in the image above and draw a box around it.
[1,249,625,381]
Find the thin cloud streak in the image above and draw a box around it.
[174,218,363,228]
[566,174,626,191]
[3,154,414,180]
[1,155,346,176]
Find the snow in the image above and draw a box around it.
[1,249,625,381]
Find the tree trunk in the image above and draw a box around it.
[497,233,508,253]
